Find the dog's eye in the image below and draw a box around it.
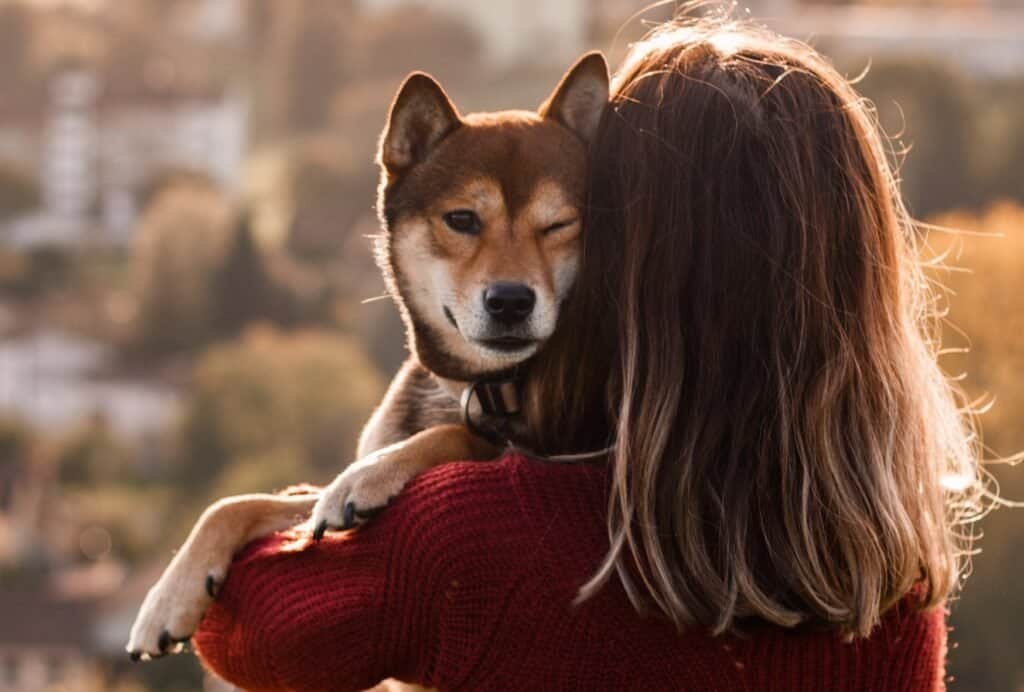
[541,218,578,235]
[443,210,481,235]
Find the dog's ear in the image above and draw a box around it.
[539,51,609,145]
[379,72,461,174]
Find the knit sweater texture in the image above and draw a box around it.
[193,453,947,691]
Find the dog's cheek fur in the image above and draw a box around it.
[387,217,498,380]
[553,253,579,304]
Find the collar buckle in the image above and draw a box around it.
[461,376,522,443]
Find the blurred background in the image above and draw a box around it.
[0,0,1020,690]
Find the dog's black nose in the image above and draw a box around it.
[483,282,536,324]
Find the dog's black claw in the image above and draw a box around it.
[354,505,386,521]
[341,502,357,530]
[157,630,190,656]
[129,651,142,663]
[206,574,220,599]
[313,519,328,542]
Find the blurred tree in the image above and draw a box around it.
[0,244,75,299]
[0,249,28,295]
[131,175,347,357]
[138,168,218,211]
[55,416,134,487]
[924,203,1024,691]
[209,211,292,337]
[248,138,408,374]
[177,326,384,491]
[0,161,41,223]
[26,244,74,292]
[245,1,355,140]
[244,0,299,142]
[858,60,975,217]
[0,418,35,512]
[284,138,378,261]
[130,177,234,354]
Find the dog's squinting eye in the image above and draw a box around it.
[443,210,482,235]
[541,219,578,235]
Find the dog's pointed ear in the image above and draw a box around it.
[379,72,461,174]
[539,51,609,145]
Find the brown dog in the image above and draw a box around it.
[127,52,609,662]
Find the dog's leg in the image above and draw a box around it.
[127,493,318,660]
[312,424,497,537]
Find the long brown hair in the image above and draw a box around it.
[525,17,982,637]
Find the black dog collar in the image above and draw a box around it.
[460,374,612,464]
[461,376,522,444]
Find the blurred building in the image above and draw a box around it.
[358,0,590,68]
[3,64,247,248]
[96,75,247,243]
[0,330,180,439]
[33,68,100,247]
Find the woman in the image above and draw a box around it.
[193,18,978,691]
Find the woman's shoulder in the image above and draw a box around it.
[374,453,609,585]
[226,453,607,581]
[399,452,608,519]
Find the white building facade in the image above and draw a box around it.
[4,66,247,248]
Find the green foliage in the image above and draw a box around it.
[0,417,34,466]
[0,417,34,510]
[283,139,378,261]
[130,179,235,353]
[61,484,175,562]
[209,213,296,337]
[176,327,384,491]
[0,245,131,313]
[130,179,330,355]
[0,160,40,222]
[0,248,28,293]
[55,417,134,486]
[27,244,75,290]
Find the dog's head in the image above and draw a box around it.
[376,53,609,381]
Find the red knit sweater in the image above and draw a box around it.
[193,453,947,691]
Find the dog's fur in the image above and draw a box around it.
[127,53,608,662]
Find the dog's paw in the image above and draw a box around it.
[126,558,225,661]
[310,450,415,539]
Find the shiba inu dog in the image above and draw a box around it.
[127,52,609,661]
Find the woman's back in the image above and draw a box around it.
[194,454,947,691]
